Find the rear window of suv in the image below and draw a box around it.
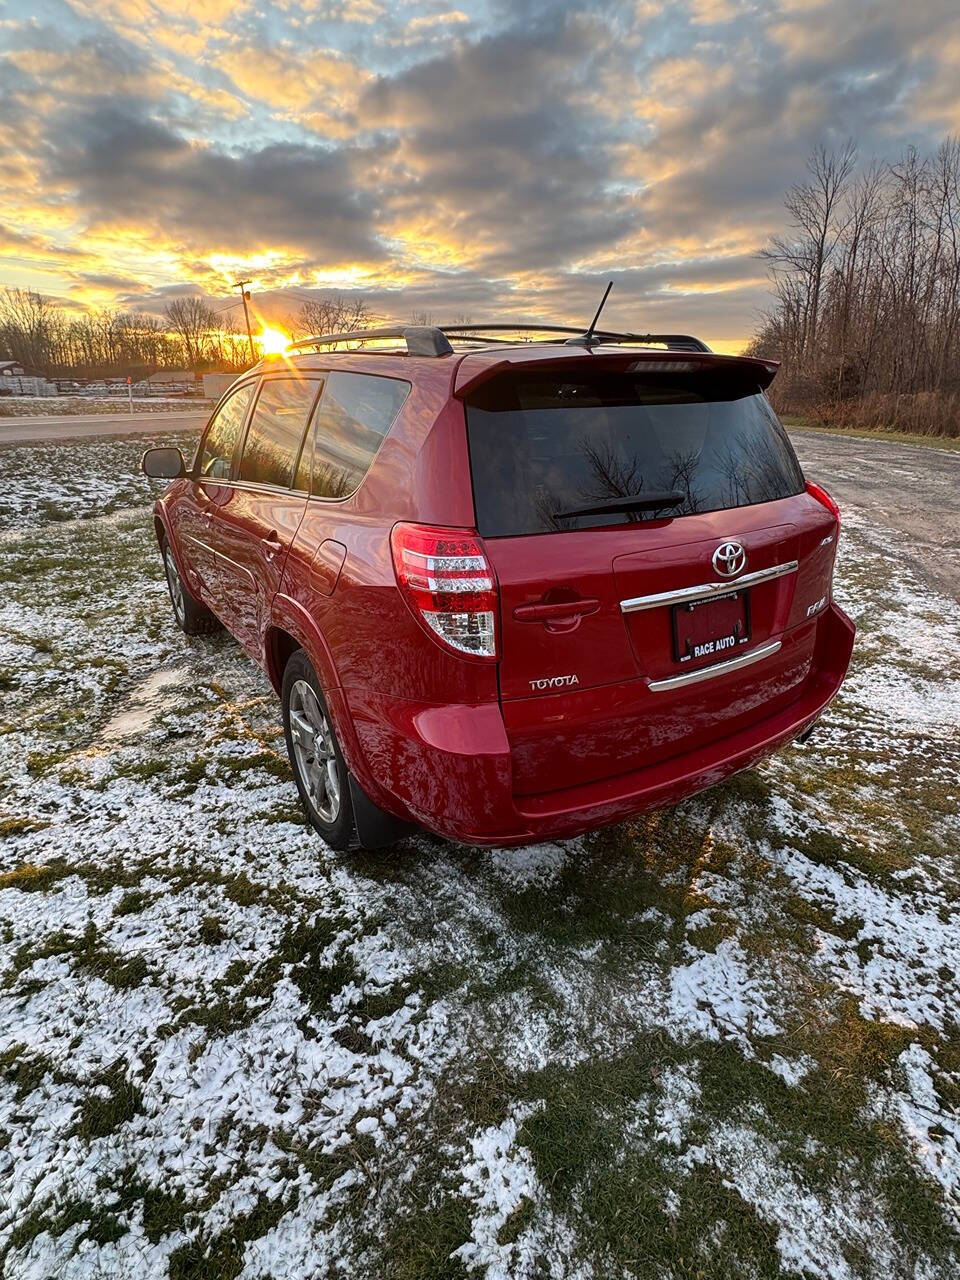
[464,369,805,537]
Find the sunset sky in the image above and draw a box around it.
[1,0,959,352]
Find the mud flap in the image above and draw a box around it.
[795,717,819,745]
[348,772,416,849]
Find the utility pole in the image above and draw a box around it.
[234,279,255,364]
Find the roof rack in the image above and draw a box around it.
[285,323,711,357]
[440,324,711,352]
[286,326,454,357]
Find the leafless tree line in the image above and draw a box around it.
[0,289,373,379]
[293,295,370,338]
[749,136,960,437]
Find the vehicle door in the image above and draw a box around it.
[209,373,323,660]
[176,381,256,603]
[283,371,412,678]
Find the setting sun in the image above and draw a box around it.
[258,325,290,355]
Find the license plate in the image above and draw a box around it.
[673,591,751,665]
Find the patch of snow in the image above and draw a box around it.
[885,1043,960,1223]
[453,1109,541,1278]
[767,838,960,1032]
[652,1064,702,1149]
[667,939,782,1048]
[680,1124,915,1280]
[452,1107,586,1280]
[486,842,571,890]
[101,667,189,741]
[766,1054,813,1087]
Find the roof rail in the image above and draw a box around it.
[285,323,711,357]
[439,324,711,352]
[286,326,454,357]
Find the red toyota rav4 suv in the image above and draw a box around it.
[143,323,854,850]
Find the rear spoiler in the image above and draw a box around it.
[453,350,780,400]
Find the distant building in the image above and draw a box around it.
[202,373,235,401]
[147,369,197,385]
[0,360,56,396]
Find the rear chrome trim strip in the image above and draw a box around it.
[620,560,799,614]
[648,638,782,692]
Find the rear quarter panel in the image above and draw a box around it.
[279,361,497,705]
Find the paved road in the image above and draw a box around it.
[790,428,960,602]
[0,410,208,445]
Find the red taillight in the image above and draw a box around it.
[390,523,498,660]
[806,481,841,535]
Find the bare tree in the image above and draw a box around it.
[761,141,857,370]
[294,295,369,338]
[0,288,263,378]
[164,296,218,369]
[751,136,960,438]
[0,289,63,371]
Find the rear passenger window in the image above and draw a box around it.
[197,383,255,480]
[239,377,322,489]
[311,372,409,499]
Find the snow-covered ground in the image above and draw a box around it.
[0,433,958,1279]
[0,432,196,530]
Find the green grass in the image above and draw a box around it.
[10,921,149,990]
[784,416,960,451]
[374,1196,472,1280]
[0,858,56,884]
[74,1060,145,1141]
[0,1043,61,1100]
[171,912,358,1035]
[167,1194,293,1280]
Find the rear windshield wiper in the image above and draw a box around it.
[552,491,685,520]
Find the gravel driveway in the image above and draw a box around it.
[791,429,960,602]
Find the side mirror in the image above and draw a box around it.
[141,447,186,479]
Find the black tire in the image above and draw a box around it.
[161,537,221,636]
[281,649,358,850]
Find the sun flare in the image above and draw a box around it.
[258,326,290,356]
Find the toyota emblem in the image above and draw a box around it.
[712,540,746,577]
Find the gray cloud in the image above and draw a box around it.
[360,15,641,273]
[46,100,387,266]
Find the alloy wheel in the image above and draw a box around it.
[288,679,341,823]
[163,545,186,625]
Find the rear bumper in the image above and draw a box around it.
[346,602,855,847]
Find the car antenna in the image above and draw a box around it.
[567,280,613,346]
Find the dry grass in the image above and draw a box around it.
[773,389,960,439]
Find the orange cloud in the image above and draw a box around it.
[217,44,369,117]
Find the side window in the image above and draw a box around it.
[239,377,322,489]
[311,372,410,499]
[196,383,255,480]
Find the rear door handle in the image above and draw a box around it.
[262,531,282,559]
[513,598,600,623]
